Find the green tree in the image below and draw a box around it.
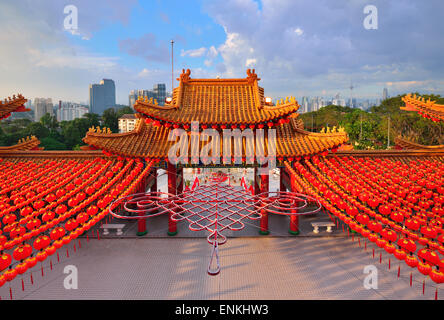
[40,137,67,150]
[101,108,119,133]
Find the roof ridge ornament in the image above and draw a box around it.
[178,68,191,83]
[246,69,260,83]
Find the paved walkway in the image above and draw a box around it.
[1,235,441,300]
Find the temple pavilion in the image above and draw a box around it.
[0,70,444,289]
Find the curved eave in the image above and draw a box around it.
[0,136,42,153]
[395,136,444,150]
[134,100,300,126]
[83,119,349,159]
[0,95,29,120]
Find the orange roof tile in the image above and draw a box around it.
[134,69,300,126]
[401,94,444,122]
[0,94,29,120]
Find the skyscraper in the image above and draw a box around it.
[89,79,116,115]
[34,98,53,122]
[383,88,389,101]
[128,83,167,109]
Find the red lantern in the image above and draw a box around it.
[0,253,12,271]
[13,244,32,261]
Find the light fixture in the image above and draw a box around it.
[165,97,172,104]
[265,97,272,105]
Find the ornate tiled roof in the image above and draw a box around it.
[0,94,29,120]
[134,69,300,127]
[83,115,348,159]
[395,136,444,150]
[401,94,444,122]
[0,136,42,153]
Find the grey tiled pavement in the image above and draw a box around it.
[1,234,442,300]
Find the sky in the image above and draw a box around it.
[0,0,443,105]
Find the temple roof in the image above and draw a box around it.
[0,94,29,120]
[395,136,444,150]
[0,136,42,153]
[401,94,444,122]
[83,115,348,159]
[134,69,300,127]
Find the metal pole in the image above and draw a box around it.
[171,40,174,92]
[387,115,390,148]
[360,113,363,141]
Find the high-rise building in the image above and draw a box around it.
[301,96,309,113]
[128,83,167,109]
[383,88,389,101]
[89,79,116,115]
[57,102,89,121]
[332,94,346,107]
[34,98,53,122]
[118,114,137,133]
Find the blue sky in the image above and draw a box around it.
[1,0,443,105]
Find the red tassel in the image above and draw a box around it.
[57,252,60,262]
[388,258,391,270]
[423,279,425,295]
[397,265,400,278]
[30,273,33,285]
[372,248,375,258]
[364,240,367,251]
[97,229,100,240]
[50,260,53,271]
[410,273,413,287]
[41,264,44,277]
[66,248,69,258]
[21,279,24,291]
[9,287,12,300]
[379,253,382,264]
[436,288,438,300]
[87,234,89,242]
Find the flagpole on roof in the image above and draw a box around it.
[171,39,174,93]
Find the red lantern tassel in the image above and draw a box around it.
[97,230,100,240]
[388,258,391,270]
[435,288,438,300]
[397,265,400,278]
[57,252,60,262]
[372,248,375,258]
[30,273,33,285]
[365,240,367,251]
[41,264,44,277]
[379,253,382,264]
[66,248,69,258]
[410,273,413,287]
[21,279,24,291]
[9,287,12,300]
[423,280,425,295]
[50,260,53,271]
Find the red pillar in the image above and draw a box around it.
[177,167,183,195]
[288,167,300,235]
[254,167,260,195]
[259,165,269,235]
[167,162,178,236]
[136,171,148,236]
[280,168,286,192]
[151,168,157,192]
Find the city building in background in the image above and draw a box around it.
[383,88,389,101]
[34,98,53,121]
[57,101,89,122]
[118,113,137,133]
[332,93,346,107]
[129,83,167,109]
[89,79,116,115]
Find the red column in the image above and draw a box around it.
[254,167,260,195]
[151,168,157,192]
[177,167,183,194]
[288,167,300,235]
[280,168,286,192]
[167,162,178,236]
[259,165,269,235]
[136,171,148,236]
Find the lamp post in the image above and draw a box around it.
[170,40,174,92]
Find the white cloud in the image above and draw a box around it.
[181,47,208,58]
[245,59,257,67]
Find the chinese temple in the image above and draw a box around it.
[1,70,444,291]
